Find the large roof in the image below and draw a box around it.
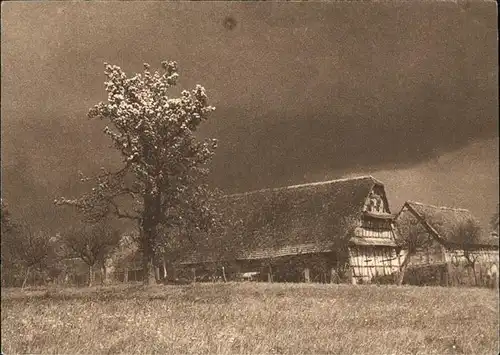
[402,201,498,248]
[210,176,395,260]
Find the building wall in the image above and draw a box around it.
[349,245,400,283]
[231,246,403,284]
[401,244,499,287]
[231,252,342,283]
[403,244,499,269]
[444,248,499,265]
[444,248,499,286]
[409,239,446,266]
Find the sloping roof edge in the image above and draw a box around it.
[223,175,381,199]
[405,200,470,213]
[401,201,447,242]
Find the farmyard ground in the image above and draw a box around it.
[1,283,498,354]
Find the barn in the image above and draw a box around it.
[181,176,402,284]
[396,201,499,287]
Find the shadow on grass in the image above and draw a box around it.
[3,282,497,305]
[1,282,243,304]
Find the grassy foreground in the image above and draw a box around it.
[1,283,498,355]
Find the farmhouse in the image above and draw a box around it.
[181,176,402,284]
[396,201,499,287]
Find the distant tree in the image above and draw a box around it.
[451,218,482,249]
[1,199,14,233]
[2,203,64,287]
[450,218,482,285]
[56,60,219,285]
[1,199,18,286]
[61,221,121,286]
[490,203,499,234]
[1,199,16,264]
[6,224,58,288]
[395,214,434,286]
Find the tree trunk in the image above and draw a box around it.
[397,252,411,286]
[101,260,108,285]
[440,265,446,286]
[162,257,167,281]
[445,262,452,287]
[88,265,94,287]
[154,266,160,283]
[222,266,227,283]
[142,251,155,285]
[22,266,31,289]
[141,190,163,286]
[330,268,338,284]
[141,230,156,286]
[304,268,310,283]
[141,196,162,286]
[164,260,178,282]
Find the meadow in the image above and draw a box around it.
[1,282,498,355]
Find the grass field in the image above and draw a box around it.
[1,283,498,354]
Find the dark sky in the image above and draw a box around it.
[1,1,498,232]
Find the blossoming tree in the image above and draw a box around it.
[56,61,219,285]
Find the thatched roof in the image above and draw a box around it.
[401,201,498,248]
[182,176,396,263]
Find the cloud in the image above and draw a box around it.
[1,1,497,231]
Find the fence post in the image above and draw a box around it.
[445,263,452,287]
[304,268,310,283]
[267,264,273,283]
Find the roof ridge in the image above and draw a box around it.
[225,175,379,198]
[406,200,471,213]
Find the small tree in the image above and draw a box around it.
[6,224,58,288]
[1,199,18,286]
[490,203,499,235]
[61,222,121,286]
[1,199,14,233]
[2,201,64,287]
[1,199,15,264]
[451,218,482,285]
[395,213,434,286]
[56,60,219,285]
